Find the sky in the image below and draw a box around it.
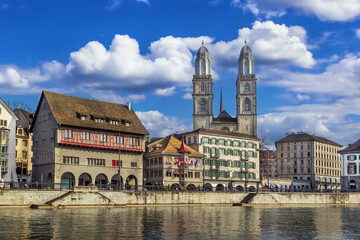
[1,0,360,147]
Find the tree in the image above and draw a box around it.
[6,100,34,113]
[259,135,271,150]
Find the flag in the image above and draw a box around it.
[194,159,199,167]
[189,159,194,166]
[178,158,184,168]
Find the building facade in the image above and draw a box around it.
[0,98,18,182]
[13,109,33,182]
[185,128,260,191]
[144,135,203,189]
[259,150,277,178]
[339,139,360,191]
[192,41,257,136]
[30,91,148,189]
[276,132,342,191]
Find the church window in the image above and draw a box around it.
[244,98,251,111]
[244,83,250,93]
[244,59,249,74]
[200,101,206,112]
[201,84,206,92]
[200,59,206,75]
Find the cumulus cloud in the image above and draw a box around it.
[154,87,176,96]
[356,29,360,38]
[238,0,360,22]
[183,93,192,100]
[91,90,146,104]
[209,21,315,68]
[264,54,360,97]
[136,110,191,137]
[259,97,360,147]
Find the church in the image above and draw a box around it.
[192,41,258,137]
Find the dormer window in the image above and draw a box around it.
[125,122,130,127]
[109,120,119,125]
[81,116,86,121]
[18,128,22,135]
[122,119,131,127]
[95,118,104,123]
[76,112,87,121]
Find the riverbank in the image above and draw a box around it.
[1,188,360,208]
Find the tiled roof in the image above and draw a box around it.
[275,132,342,147]
[189,128,259,140]
[14,109,33,124]
[339,139,360,153]
[34,91,149,135]
[147,135,202,156]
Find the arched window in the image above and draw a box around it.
[18,129,22,135]
[244,98,251,112]
[244,59,249,74]
[200,101,206,112]
[200,59,206,75]
[244,83,250,93]
[201,84,206,92]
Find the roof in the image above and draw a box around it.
[146,135,202,156]
[0,98,19,121]
[188,128,259,140]
[275,132,342,147]
[240,42,252,57]
[13,109,33,124]
[213,110,237,122]
[31,91,149,135]
[339,139,360,154]
[196,44,209,59]
[178,134,191,153]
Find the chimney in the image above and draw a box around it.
[127,102,132,111]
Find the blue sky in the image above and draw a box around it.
[1,0,360,147]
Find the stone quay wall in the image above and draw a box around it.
[1,189,360,207]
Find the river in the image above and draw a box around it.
[0,206,360,239]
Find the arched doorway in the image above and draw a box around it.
[187,184,196,191]
[61,172,75,189]
[171,183,181,191]
[216,184,224,192]
[236,185,244,192]
[111,174,123,190]
[248,186,256,192]
[95,174,108,189]
[47,172,53,189]
[79,173,92,186]
[349,180,356,190]
[125,175,138,190]
[204,183,212,191]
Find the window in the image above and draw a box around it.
[241,142,246,148]
[348,155,357,161]
[248,162,255,168]
[202,137,209,144]
[234,141,240,147]
[112,160,122,167]
[248,142,253,148]
[294,145,297,150]
[300,152,303,158]
[110,120,119,125]
[42,131,46,140]
[195,172,200,178]
[82,132,90,140]
[204,159,210,165]
[219,139,225,145]
[294,153,297,158]
[219,148,225,155]
[100,133,107,142]
[234,161,240,167]
[65,129,72,139]
[166,170,172,177]
[95,118,104,123]
[248,151,254,157]
[294,160,297,166]
[200,101,206,112]
[63,156,80,165]
[87,158,105,166]
[244,99,251,111]
[348,164,357,174]
[301,145,303,150]
[23,140,27,147]
[211,138,216,144]
[219,172,227,178]
[201,84,206,92]
[125,122,130,127]
[81,116,86,121]
[244,83,250,93]
[131,162,137,168]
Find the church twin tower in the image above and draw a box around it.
[192,41,257,137]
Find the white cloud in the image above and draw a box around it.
[264,54,360,97]
[209,21,315,68]
[154,87,176,96]
[259,97,360,147]
[240,0,360,22]
[183,93,192,100]
[91,90,145,104]
[135,110,191,137]
[356,29,360,38]
[105,0,149,11]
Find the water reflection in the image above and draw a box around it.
[1,206,360,239]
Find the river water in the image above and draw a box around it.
[0,206,360,239]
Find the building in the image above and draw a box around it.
[144,135,203,189]
[13,109,34,183]
[339,139,360,191]
[192,41,257,136]
[0,98,18,182]
[30,91,149,189]
[185,128,260,191]
[260,149,277,178]
[276,132,342,191]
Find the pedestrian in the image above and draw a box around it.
[10,179,14,189]
[35,180,39,189]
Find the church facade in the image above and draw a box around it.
[192,41,257,137]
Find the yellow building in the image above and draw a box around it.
[14,109,34,183]
[276,132,342,191]
[144,135,203,190]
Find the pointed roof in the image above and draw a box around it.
[275,132,342,147]
[178,133,191,154]
[146,135,202,156]
[0,98,19,120]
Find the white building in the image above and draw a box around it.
[339,139,360,191]
[0,98,18,182]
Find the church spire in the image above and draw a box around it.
[220,85,223,113]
